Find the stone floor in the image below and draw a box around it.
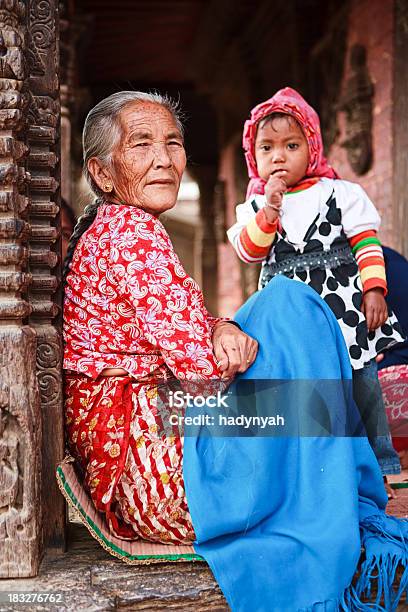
[387,471,408,517]
[2,484,408,611]
[0,521,226,611]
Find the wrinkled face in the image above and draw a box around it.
[254,115,309,187]
[92,101,186,216]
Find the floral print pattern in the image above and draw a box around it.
[65,374,195,543]
[64,203,222,380]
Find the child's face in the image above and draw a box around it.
[254,116,309,187]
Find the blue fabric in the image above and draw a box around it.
[183,276,408,611]
[380,247,408,369]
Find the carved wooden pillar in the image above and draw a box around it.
[60,3,75,206]
[60,85,71,204]
[26,0,65,551]
[189,165,219,315]
[0,0,42,577]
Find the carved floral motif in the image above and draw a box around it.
[29,0,54,50]
[37,340,59,369]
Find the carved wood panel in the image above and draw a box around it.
[26,0,65,551]
[0,0,42,577]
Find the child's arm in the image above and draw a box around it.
[349,230,387,295]
[336,181,388,330]
[228,208,278,263]
[352,231,388,331]
[227,176,285,263]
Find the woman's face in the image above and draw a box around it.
[94,101,186,216]
[254,115,309,188]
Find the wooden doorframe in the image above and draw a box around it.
[0,0,65,578]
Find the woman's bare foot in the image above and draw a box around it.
[384,476,396,499]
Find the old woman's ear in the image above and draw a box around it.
[87,157,115,193]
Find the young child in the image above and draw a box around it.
[227,87,405,489]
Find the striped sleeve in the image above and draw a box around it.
[233,208,278,263]
[349,230,387,295]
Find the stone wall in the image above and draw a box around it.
[328,0,395,246]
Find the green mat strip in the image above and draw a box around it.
[56,465,203,563]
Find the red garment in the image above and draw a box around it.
[242,87,338,198]
[63,203,223,380]
[378,365,408,453]
[65,373,195,543]
[63,203,224,542]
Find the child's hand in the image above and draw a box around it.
[264,174,287,223]
[361,288,388,331]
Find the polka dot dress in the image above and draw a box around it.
[259,178,405,370]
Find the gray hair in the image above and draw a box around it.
[82,91,184,197]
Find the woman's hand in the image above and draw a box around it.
[212,322,258,379]
[361,288,388,331]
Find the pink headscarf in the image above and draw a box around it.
[243,87,338,198]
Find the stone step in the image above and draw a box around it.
[0,523,227,611]
[1,520,408,611]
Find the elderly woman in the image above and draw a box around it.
[62,91,408,611]
[63,91,257,544]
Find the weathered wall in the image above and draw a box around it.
[328,0,395,246]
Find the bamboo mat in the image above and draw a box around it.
[56,460,201,565]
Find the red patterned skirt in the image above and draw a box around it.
[64,373,195,544]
